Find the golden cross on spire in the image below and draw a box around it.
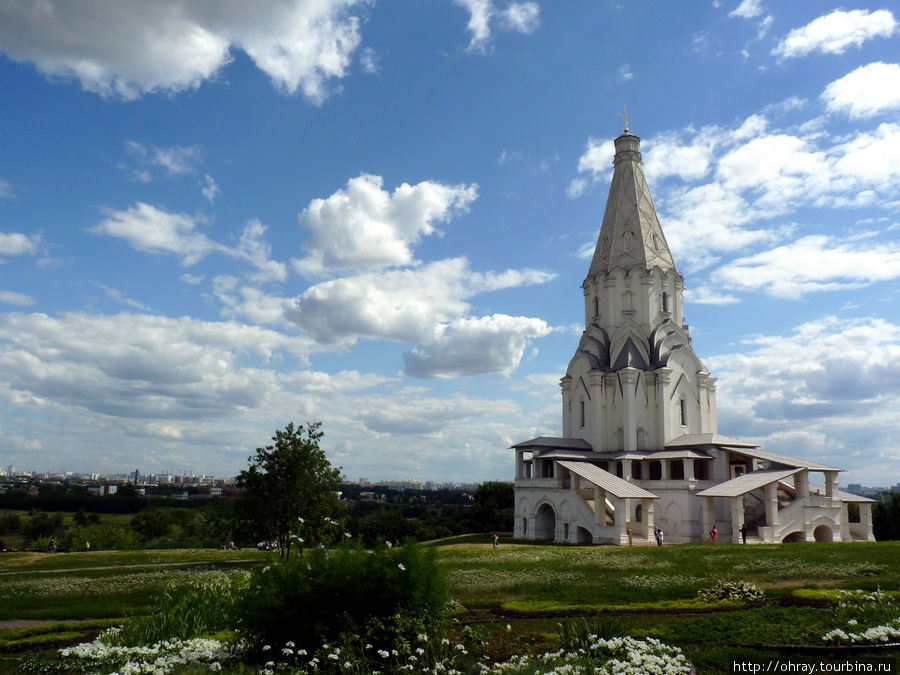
[618,104,632,133]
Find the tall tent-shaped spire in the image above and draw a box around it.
[585,133,676,281]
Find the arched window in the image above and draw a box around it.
[623,232,633,251]
[635,503,643,522]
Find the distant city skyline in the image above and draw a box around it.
[0,3,899,485]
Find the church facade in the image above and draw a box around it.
[512,130,875,545]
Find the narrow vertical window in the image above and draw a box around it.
[593,297,599,317]
[662,291,668,312]
[579,400,585,428]
[680,399,687,426]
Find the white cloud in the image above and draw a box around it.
[0,291,37,306]
[729,0,763,20]
[498,2,540,34]
[179,273,205,285]
[570,113,900,270]
[0,232,41,256]
[0,311,313,421]
[711,235,900,298]
[287,256,554,345]
[0,179,13,199]
[359,46,379,75]
[237,219,287,283]
[127,141,203,175]
[618,63,633,82]
[91,203,219,266]
[773,9,897,59]
[93,283,151,311]
[707,316,900,473]
[403,314,551,378]
[683,285,739,305]
[822,62,900,119]
[293,173,478,275]
[201,174,220,203]
[0,0,369,103]
[455,0,540,53]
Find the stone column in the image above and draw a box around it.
[860,503,875,541]
[623,459,633,481]
[515,450,524,480]
[702,496,714,541]
[594,486,603,526]
[642,498,655,542]
[824,471,839,499]
[614,497,629,544]
[620,369,639,452]
[794,470,809,500]
[685,458,695,481]
[765,482,779,528]
[661,459,670,481]
[730,496,743,543]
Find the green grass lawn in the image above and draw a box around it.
[0,541,898,673]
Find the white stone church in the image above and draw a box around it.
[512,129,875,545]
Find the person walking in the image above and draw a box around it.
[492,533,500,549]
[710,525,718,543]
[740,523,747,544]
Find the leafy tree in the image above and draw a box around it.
[236,422,343,557]
[468,481,514,532]
[873,491,900,540]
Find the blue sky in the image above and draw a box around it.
[0,1,898,485]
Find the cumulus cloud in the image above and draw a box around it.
[0,232,41,256]
[773,9,897,59]
[570,114,900,271]
[288,256,554,344]
[0,0,369,103]
[711,235,900,298]
[91,202,219,266]
[822,62,900,119]
[707,316,900,472]
[0,179,13,199]
[0,291,37,306]
[403,314,551,378]
[0,311,313,420]
[91,204,287,282]
[454,0,540,53]
[293,173,478,275]
[729,0,764,19]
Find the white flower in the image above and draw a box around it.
[398,563,406,571]
[298,516,304,523]
[262,566,270,574]
[262,645,271,651]
[344,531,352,538]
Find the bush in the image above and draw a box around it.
[697,579,766,603]
[110,571,249,646]
[237,540,447,658]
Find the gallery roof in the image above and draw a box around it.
[696,469,801,498]
[557,460,658,499]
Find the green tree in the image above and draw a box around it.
[468,481,514,532]
[236,422,343,557]
[873,491,900,540]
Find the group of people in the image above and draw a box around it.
[654,527,664,546]
[709,524,748,544]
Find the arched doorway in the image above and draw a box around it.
[813,525,833,542]
[782,531,805,543]
[577,526,593,544]
[535,503,556,541]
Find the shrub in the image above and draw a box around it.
[557,616,626,650]
[237,540,447,659]
[110,571,249,646]
[697,579,766,603]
